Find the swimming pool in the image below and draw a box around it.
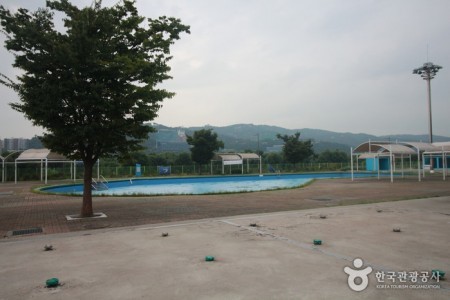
[40,172,374,196]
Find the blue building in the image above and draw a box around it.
[365,156,391,171]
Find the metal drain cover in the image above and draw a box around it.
[311,197,333,201]
[11,227,43,236]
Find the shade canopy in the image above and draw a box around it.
[213,153,261,174]
[351,140,449,182]
[353,141,437,155]
[15,148,70,184]
[16,148,67,161]
[213,153,260,163]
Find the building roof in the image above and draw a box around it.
[16,148,67,161]
[403,142,439,152]
[215,154,242,161]
[353,141,440,155]
[213,153,260,161]
[429,142,450,152]
[380,144,417,155]
[237,153,260,159]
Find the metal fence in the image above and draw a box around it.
[2,160,427,183]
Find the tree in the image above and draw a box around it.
[28,136,44,149]
[119,151,151,166]
[276,132,314,164]
[174,152,192,165]
[186,129,224,165]
[264,152,283,164]
[317,150,349,163]
[148,153,169,166]
[0,1,189,217]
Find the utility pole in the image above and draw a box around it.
[413,62,442,171]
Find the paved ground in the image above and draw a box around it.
[1,176,450,237]
[0,176,449,299]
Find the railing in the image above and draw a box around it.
[3,160,436,182]
[100,175,109,184]
[92,177,108,190]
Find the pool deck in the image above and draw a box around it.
[0,176,450,299]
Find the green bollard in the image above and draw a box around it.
[46,278,59,288]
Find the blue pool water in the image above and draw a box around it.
[41,172,373,196]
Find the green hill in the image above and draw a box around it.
[143,123,449,154]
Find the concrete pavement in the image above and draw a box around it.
[1,196,449,299]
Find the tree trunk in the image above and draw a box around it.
[81,159,95,217]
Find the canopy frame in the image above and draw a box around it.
[14,149,71,184]
[212,153,261,175]
[351,140,449,182]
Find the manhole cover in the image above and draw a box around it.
[311,197,333,201]
[11,227,43,236]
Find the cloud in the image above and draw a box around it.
[0,0,449,138]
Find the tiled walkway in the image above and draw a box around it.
[1,176,450,238]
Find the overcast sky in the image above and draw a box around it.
[1,0,449,139]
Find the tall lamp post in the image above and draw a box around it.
[413,62,442,171]
[413,62,442,144]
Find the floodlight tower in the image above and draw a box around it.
[413,62,442,144]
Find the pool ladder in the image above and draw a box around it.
[92,176,109,190]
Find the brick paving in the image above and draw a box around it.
[1,175,450,238]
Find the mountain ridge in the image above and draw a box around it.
[144,123,450,153]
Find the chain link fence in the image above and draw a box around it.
[2,160,425,182]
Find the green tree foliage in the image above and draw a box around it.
[174,152,192,165]
[264,152,283,164]
[148,153,169,166]
[317,149,349,163]
[119,151,151,165]
[118,151,192,166]
[276,132,314,164]
[186,129,224,165]
[28,136,43,149]
[0,0,189,217]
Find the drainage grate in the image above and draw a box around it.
[310,197,333,201]
[11,227,43,236]
[0,191,14,196]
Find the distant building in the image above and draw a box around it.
[3,138,28,151]
[177,129,187,141]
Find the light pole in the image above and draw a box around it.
[413,62,442,144]
[413,62,442,172]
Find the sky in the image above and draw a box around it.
[1,0,449,139]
